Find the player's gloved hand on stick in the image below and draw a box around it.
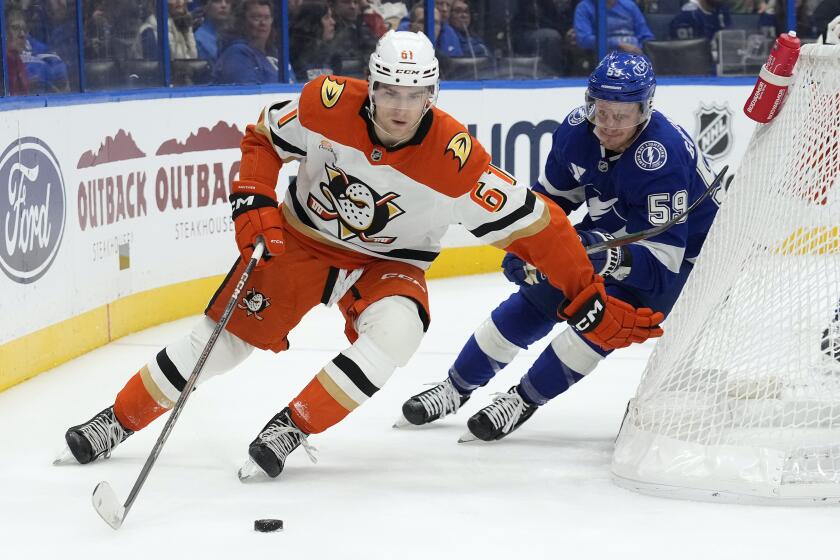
[558,278,664,351]
[576,228,629,279]
[230,180,285,268]
[501,252,545,286]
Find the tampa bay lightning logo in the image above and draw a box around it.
[634,141,667,171]
[567,106,587,126]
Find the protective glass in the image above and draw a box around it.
[585,94,650,129]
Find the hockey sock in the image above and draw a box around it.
[289,373,350,434]
[449,290,555,392]
[113,368,169,431]
[518,328,608,405]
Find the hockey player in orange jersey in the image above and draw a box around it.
[58,31,664,480]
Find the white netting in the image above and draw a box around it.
[612,43,840,504]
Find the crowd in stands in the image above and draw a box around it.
[3,0,840,95]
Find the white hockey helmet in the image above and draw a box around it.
[368,30,440,109]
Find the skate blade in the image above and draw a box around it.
[392,414,411,428]
[238,458,267,483]
[92,481,125,530]
[457,431,479,443]
[53,446,75,465]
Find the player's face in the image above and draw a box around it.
[372,84,431,143]
[590,100,643,151]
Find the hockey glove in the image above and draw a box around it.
[576,228,631,280]
[558,279,664,351]
[502,252,545,286]
[230,181,285,267]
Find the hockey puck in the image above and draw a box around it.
[254,519,284,532]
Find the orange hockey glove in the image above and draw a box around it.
[230,181,285,267]
[558,279,664,351]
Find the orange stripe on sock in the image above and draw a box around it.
[114,371,169,431]
[289,373,353,434]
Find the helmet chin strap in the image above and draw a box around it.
[366,102,432,148]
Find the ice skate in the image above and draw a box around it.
[458,386,537,443]
[55,406,133,465]
[394,377,471,428]
[238,408,317,482]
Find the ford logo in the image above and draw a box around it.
[0,137,66,284]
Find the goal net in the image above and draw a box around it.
[612,43,840,504]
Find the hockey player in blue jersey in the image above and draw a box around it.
[396,51,723,442]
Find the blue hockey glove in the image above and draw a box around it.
[576,228,631,280]
[502,253,545,286]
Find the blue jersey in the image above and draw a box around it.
[533,107,720,306]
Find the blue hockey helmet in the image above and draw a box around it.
[585,52,656,129]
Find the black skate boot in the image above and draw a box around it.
[61,407,133,464]
[238,408,317,481]
[461,386,538,442]
[396,377,471,427]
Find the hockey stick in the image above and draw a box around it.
[91,240,266,530]
[585,165,729,255]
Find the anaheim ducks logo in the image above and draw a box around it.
[307,163,404,244]
[320,77,345,108]
[237,288,271,320]
[446,132,472,170]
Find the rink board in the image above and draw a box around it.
[0,83,754,389]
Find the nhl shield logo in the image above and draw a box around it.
[694,103,733,160]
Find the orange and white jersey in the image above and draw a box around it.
[239,75,597,299]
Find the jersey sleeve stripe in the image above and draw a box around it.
[635,239,685,273]
[539,175,586,203]
[468,190,537,238]
[268,127,307,157]
[277,109,298,128]
[490,203,551,249]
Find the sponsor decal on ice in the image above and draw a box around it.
[694,103,733,160]
[0,137,66,284]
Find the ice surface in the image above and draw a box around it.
[2,274,838,558]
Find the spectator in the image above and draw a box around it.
[24,0,78,73]
[669,0,732,41]
[448,0,491,57]
[5,8,30,95]
[403,4,463,56]
[290,1,342,81]
[574,0,654,55]
[213,0,281,84]
[21,33,71,93]
[138,0,198,60]
[812,0,840,38]
[195,0,233,63]
[109,0,146,60]
[510,0,570,76]
[360,0,389,36]
[84,0,113,60]
[375,0,409,30]
[330,0,380,65]
[760,0,820,37]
